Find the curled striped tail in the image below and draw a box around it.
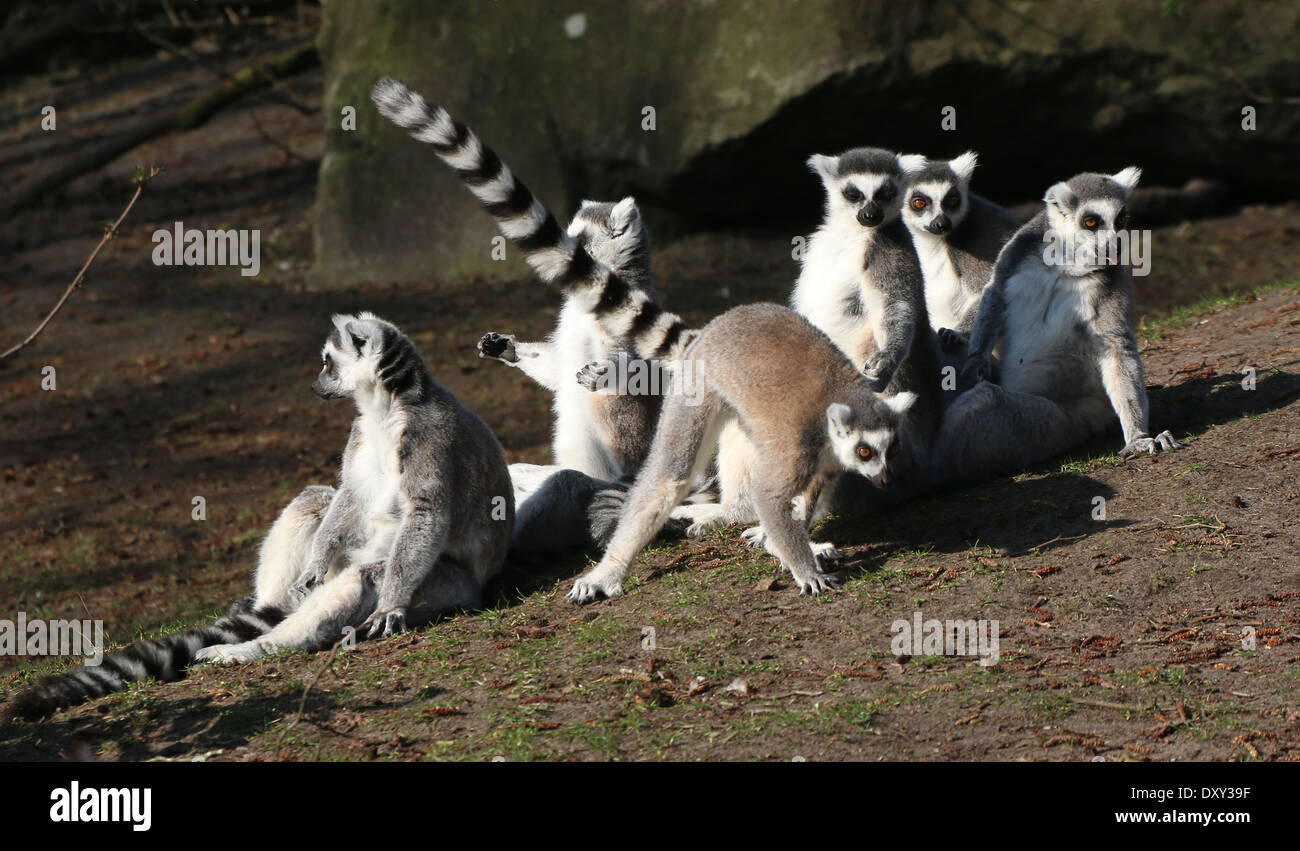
[5,603,285,722]
[369,77,692,362]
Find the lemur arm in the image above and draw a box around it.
[477,332,560,392]
[1092,299,1183,456]
[864,298,917,392]
[962,224,1038,385]
[363,483,452,638]
[290,485,359,599]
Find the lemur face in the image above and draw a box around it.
[1043,167,1140,269]
[808,149,925,230]
[826,393,917,488]
[903,152,978,236]
[313,313,387,399]
[568,196,647,275]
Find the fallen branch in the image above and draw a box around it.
[1,165,161,363]
[1,41,317,217]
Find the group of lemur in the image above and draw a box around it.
[8,78,1182,721]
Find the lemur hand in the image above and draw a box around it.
[576,360,611,392]
[477,332,519,363]
[862,352,893,393]
[1118,430,1183,458]
[959,351,991,387]
[362,606,408,639]
[937,328,969,354]
[287,569,325,606]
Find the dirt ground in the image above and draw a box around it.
[1,41,1298,762]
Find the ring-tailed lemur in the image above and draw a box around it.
[5,314,514,719]
[899,152,1019,354]
[568,303,916,603]
[370,77,663,484]
[937,167,1182,484]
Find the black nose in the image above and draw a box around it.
[873,472,891,488]
[927,215,951,235]
[857,203,883,227]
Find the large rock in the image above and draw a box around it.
[313,0,1300,286]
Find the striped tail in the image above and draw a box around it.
[5,603,285,722]
[369,77,692,362]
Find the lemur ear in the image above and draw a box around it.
[344,321,369,353]
[1111,166,1142,194]
[1043,181,1076,213]
[885,391,918,417]
[949,151,978,183]
[896,154,928,178]
[826,402,854,436]
[807,154,838,182]
[609,197,640,234]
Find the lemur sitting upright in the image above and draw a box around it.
[7,314,513,720]
[370,78,662,485]
[899,151,1019,378]
[933,167,1182,485]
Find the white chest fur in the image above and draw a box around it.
[347,399,407,562]
[997,260,1104,398]
[793,225,887,361]
[913,231,967,331]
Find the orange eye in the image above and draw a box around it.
[857,446,873,460]
[911,196,927,210]
[1082,216,1100,230]
[888,443,900,457]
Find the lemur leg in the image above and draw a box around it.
[402,559,483,625]
[198,565,380,664]
[511,464,612,554]
[288,485,359,603]
[748,475,838,596]
[670,418,757,535]
[478,333,560,392]
[569,396,724,603]
[929,381,1096,488]
[252,485,336,612]
[741,477,843,564]
[364,500,452,638]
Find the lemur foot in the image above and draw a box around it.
[362,607,407,639]
[576,360,609,392]
[287,572,323,607]
[741,526,844,564]
[790,567,839,597]
[862,352,892,392]
[937,328,969,354]
[1118,430,1183,457]
[477,332,519,363]
[227,595,257,615]
[196,641,266,665]
[567,568,624,604]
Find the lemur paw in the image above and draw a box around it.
[937,328,969,354]
[1119,431,1184,457]
[363,607,407,639]
[287,575,320,607]
[227,595,257,616]
[740,525,768,549]
[477,332,519,363]
[862,353,891,392]
[196,641,265,665]
[576,360,609,392]
[567,570,623,604]
[811,541,845,564]
[791,568,839,597]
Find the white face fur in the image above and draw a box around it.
[826,392,917,487]
[808,153,927,230]
[314,312,385,400]
[1043,167,1140,271]
[902,152,978,236]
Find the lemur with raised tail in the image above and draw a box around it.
[370,77,663,485]
[935,167,1182,485]
[899,152,1019,366]
[568,303,917,603]
[6,314,513,720]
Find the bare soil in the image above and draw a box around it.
[1,43,1298,762]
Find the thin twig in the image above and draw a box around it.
[274,632,349,759]
[1,166,160,362]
